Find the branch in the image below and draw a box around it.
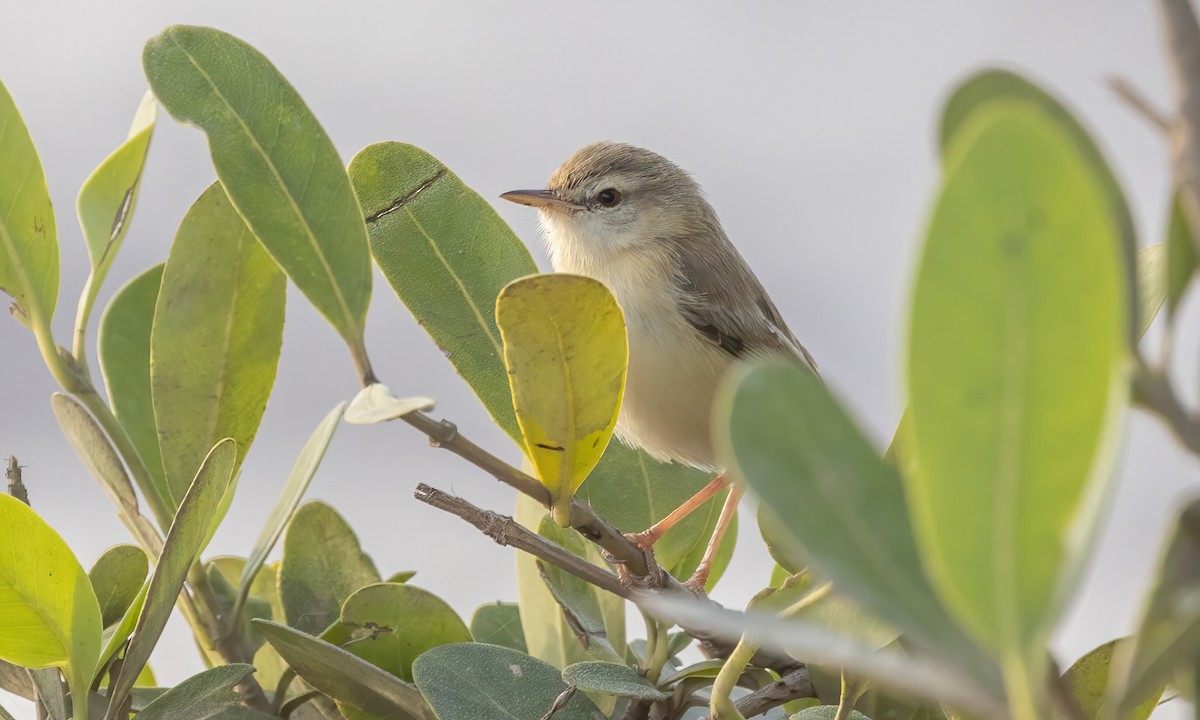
[5,456,28,505]
[414,485,630,599]
[1133,361,1200,456]
[413,483,804,673]
[401,411,653,576]
[1156,0,1200,244]
[696,666,816,720]
[1107,75,1170,131]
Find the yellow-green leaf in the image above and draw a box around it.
[0,76,58,335]
[73,91,156,355]
[908,103,1127,684]
[0,494,101,717]
[496,274,627,525]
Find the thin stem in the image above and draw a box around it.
[835,672,866,720]
[272,669,298,715]
[1133,360,1200,456]
[1001,654,1044,720]
[709,636,756,720]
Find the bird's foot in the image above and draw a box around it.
[682,564,712,594]
[625,528,661,550]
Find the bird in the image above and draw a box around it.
[501,141,817,590]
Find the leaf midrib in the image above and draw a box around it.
[164,30,360,337]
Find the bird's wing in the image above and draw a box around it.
[673,242,819,374]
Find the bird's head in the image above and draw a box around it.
[502,141,710,266]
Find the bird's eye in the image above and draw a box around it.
[596,188,622,208]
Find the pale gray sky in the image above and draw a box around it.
[0,1,1195,717]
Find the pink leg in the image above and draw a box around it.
[627,474,729,549]
[684,484,743,592]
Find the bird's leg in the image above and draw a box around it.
[626,474,730,549]
[684,484,743,592]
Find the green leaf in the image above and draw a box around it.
[238,402,345,618]
[134,664,273,720]
[1063,638,1160,720]
[322,583,472,682]
[561,661,668,701]
[206,557,288,686]
[152,182,285,507]
[73,91,156,354]
[279,500,380,636]
[103,439,237,720]
[0,76,58,333]
[386,571,417,584]
[939,68,1138,349]
[1106,498,1200,718]
[1167,192,1197,316]
[203,559,272,662]
[470,603,527,653]
[0,494,101,714]
[94,577,148,685]
[49,393,165,555]
[349,142,537,436]
[718,363,994,685]
[349,141,732,579]
[98,263,169,522]
[345,383,434,425]
[412,643,601,720]
[517,513,624,667]
[496,274,627,525]
[907,105,1127,665]
[87,545,148,629]
[143,25,373,368]
[255,620,433,720]
[1136,244,1167,337]
[28,670,67,720]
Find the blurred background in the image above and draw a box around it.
[0,1,1193,716]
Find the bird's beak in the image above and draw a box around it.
[500,189,582,212]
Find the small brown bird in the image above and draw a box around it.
[503,142,817,589]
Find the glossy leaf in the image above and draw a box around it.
[152,183,285,506]
[561,661,668,701]
[238,402,345,616]
[907,106,1127,662]
[497,274,627,525]
[279,500,380,635]
[719,363,994,684]
[349,141,537,436]
[1107,498,1200,718]
[412,643,601,720]
[255,620,433,720]
[470,602,527,653]
[345,383,434,425]
[98,264,170,522]
[104,439,237,720]
[135,664,273,720]
[939,69,1137,347]
[0,494,101,713]
[49,393,164,555]
[143,25,372,359]
[0,76,58,331]
[88,545,148,629]
[322,583,472,682]
[348,141,730,580]
[1063,639,1160,720]
[73,91,156,349]
[1167,192,1197,316]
